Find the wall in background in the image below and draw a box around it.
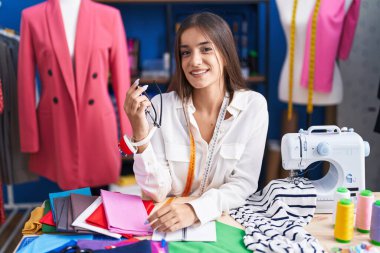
[0,0,327,203]
[338,0,380,191]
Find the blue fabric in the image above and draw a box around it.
[47,240,76,253]
[17,234,93,253]
[93,240,152,253]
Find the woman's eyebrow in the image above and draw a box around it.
[180,41,212,48]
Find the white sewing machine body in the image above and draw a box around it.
[281,126,370,213]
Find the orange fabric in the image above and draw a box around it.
[22,207,44,235]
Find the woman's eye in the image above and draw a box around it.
[201,47,213,53]
[180,51,190,57]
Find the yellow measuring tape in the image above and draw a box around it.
[288,0,298,120]
[182,130,196,197]
[288,0,321,119]
[307,0,321,114]
[163,123,196,206]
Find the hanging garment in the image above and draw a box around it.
[0,182,4,224]
[230,178,325,253]
[17,0,132,189]
[301,0,361,93]
[375,77,380,133]
[0,34,36,185]
[0,79,3,114]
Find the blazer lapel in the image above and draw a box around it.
[74,0,94,103]
[46,0,77,110]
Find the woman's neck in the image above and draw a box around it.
[192,85,226,115]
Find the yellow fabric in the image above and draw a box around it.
[116,175,137,186]
[22,207,44,235]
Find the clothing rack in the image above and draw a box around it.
[0,186,40,253]
[0,26,39,253]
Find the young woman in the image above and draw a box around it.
[123,12,268,233]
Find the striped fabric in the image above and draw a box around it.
[230,178,325,253]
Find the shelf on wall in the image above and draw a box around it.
[134,75,265,85]
[97,0,268,3]
[133,77,170,85]
[246,75,265,83]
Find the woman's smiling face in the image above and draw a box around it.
[180,27,225,91]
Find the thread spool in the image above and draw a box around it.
[332,187,351,224]
[370,200,380,246]
[334,198,354,243]
[356,189,374,233]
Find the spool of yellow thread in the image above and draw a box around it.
[334,198,354,243]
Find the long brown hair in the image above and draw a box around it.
[168,12,247,101]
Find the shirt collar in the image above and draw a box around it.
[174,90,248,116]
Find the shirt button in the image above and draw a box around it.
[92,73,98,79]
[88,99,95,105]
[53,97,58,104]
[48,69,53,76]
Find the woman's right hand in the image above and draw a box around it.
[123,79,151,143]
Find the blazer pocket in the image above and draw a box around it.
[165,143,190,162]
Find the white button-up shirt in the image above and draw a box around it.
[133,90,268,224]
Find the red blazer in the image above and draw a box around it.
[18,0,132,189]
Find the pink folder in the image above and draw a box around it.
[100,190,152,235]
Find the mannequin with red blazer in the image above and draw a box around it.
[17,0,132,189]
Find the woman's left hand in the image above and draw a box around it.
[148,203,198,232]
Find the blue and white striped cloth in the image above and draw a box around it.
[230,178,325,253]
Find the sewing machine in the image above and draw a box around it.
[281,125,370,213]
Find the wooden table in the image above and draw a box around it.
[15,193,380,252]
[306,192,380,251]
[214,193,380,252]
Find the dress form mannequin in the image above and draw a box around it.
[60,0,81,59]
[276,0,353,106]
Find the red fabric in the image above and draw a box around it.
[17,0,132,190]
[86,200,154,238]
[39,210,56,226]
[142,199,155,215]
[0,183,5,224]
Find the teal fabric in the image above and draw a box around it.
[169,222,250,253]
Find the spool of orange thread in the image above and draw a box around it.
[356,189,374,233]
[334,198,354,243]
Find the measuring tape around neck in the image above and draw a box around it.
[164,95,230,205]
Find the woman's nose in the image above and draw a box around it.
[190,51,202,66]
